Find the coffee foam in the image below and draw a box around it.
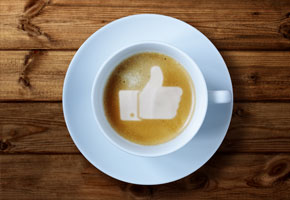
[103,52,194,145]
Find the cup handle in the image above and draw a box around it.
[208,90,232,104]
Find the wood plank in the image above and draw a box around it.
[0,102,77,153]
[1,0,290,50]
[220,102,290,152]
[1,102,290,153]
[0,50,73,101]
[1,153,290,199]
[223,51,290,101]
[1,50,290,101]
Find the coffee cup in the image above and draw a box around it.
[91,41,232,157]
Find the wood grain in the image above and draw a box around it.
[1,0,290,50]
[224,51,290,101]
[0,102,76,153]
[221,102,290,152]
[1,50,290,101]
[1,102,290,153]
[1,153,290,199]
[0,50,72,101]
[1,0,290,199]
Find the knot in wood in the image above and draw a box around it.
[19,76,31,88]
[0,140,9,151]
[247,157,290,188]
[279,14,290,39]
[234,107,244,117]
[249,72,258,84]
[267,160,289,177]
[126,184,153,199]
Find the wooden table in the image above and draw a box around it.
[1,0,290,199]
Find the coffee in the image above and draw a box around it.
[103,52,195,145]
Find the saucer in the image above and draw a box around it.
[63,14,233,185]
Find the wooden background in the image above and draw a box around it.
[1,0,290,199]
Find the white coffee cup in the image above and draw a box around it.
[91,41,232,157]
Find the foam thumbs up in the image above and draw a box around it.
[119,66,183,121]
[143,66,164,89]
[139,66,183,119]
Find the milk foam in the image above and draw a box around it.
[119,66,183,120]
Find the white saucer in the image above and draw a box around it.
[63,14,233,185]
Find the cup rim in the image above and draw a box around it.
[91,41,208,157]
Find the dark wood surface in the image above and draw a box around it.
[1,51,290,101]
[1,154,290,200]
[1,0,290,199]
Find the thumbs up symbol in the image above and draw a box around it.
[119,66,183,121]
